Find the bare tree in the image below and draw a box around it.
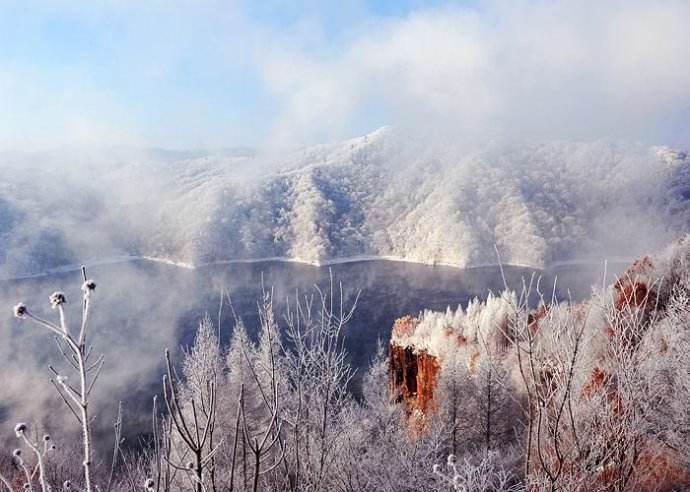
[433,453,524,491]
[281,271,360,490]
[161,317,221,492]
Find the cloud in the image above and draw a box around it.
[255,1,690,148]
[3,1,689,150]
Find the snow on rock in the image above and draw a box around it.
[389,235,690,489]
[390,291,516,360]
[389,290,518,420]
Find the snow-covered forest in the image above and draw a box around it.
[4,1,690,490]
[2,235,689,491]
[1,130,688,278]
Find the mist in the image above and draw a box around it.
[1,0,690,462]
[1,1,689,277]
[0,254,625,449]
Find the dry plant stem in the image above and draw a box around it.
[19,434,49,492]
[280,270,359,489]
[497,254,536,479]
[228,385,243,492]
[19,460,33,492]
[105,401,123,492]
[234,290,288,492]
[15,266,99,492]
[150,395,168,492]
[0,473,12,492]
[239,346,284,492]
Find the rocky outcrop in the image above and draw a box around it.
[389,315,440,417]
[388,237,690,490]
[388,294,515,420]
[389,343,439,415]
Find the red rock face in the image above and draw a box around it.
[580,366,624,416]
[558,253,690,491]
[528,304,548,335]
[612,256,660,313]
[586,442,690,492]
[632,445,690,492]
[388,248,690,490]
[389,340,440,416]
[414,350,440,414]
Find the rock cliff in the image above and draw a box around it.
[389,237,690,490]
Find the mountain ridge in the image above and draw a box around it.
[0,128,688,277]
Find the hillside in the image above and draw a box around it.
[0,129,688,277]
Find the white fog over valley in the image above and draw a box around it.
[2,1,690,491]
[1,128,687,278]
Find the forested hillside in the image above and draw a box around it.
[1,130,688,277]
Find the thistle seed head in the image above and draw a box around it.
[49,292,66,308]
[82,279,96,292]
[14,422,27,436]
[13,303,27,318]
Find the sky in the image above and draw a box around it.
[1,0,689,151]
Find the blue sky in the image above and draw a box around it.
[0,1,465,150]
[1,1,688,151]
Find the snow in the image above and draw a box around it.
[0,128,688,277]
[391,291,517,359]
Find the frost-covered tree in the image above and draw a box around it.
[160,317,220,492]
[8,237,690,492]
[280,273,359,490]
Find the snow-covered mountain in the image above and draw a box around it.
[1,128,688,277]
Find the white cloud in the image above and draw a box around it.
[255,1,690,148]
[3,1,689,150]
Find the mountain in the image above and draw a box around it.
[0,128,688,277]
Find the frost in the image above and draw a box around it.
[654,145,688,166]
[391,290,516,359]
[14,422,27,436]
[1,129,688,276]
[50,291,66,308]
[82,279,96,292]
[14,302,27,318]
